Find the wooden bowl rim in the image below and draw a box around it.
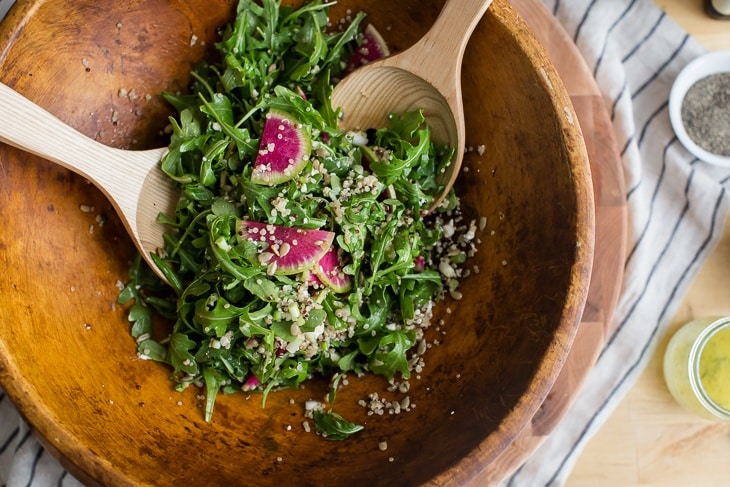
[0,0,595,484]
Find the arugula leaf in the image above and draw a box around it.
[202,366,225,422]
[367,329,416,380]
[169,331,199,375]
[193,296,245,337]
[313,410,364,440]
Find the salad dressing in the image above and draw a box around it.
[699,326,730,409]
[663,317,730,420]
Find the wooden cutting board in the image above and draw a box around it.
[475,0,628,483]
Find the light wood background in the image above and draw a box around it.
[567,1,730,485]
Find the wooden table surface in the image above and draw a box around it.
[567,1,730,485]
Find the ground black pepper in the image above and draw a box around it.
[680,72,730,157]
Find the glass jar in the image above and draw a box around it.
[663,316,730,420]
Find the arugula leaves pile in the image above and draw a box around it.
[119,0,462,438]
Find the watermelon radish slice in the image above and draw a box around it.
[250,109,311,186]
[313,246,352,293]
[304,269,324,288]
[242,374,261,391]
[344,24,390,74]
[236,220,334,275]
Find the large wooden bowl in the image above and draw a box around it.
[0,0,594,485]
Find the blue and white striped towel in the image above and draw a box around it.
[507,0,730,485]
[0,0,11,22]
[0,0,727,485]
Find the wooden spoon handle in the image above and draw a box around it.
[0,83,104,174]
[400,0,493,78]
[0,82,166,217]
[0,82,128,187]
[0,82,170,255]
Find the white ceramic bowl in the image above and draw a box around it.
[668,50,730,167]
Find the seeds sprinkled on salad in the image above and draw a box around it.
[117,0,480,441]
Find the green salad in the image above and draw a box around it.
[118,0,477,439]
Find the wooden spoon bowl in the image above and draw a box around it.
[0,0,594,485]
[332,0,493,211]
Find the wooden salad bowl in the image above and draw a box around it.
[0,0,594,485]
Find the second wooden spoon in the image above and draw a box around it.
[331,0,493,212]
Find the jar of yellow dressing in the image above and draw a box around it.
[663,316,730,420]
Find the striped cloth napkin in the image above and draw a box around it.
[0,0,727,485]
[506,0,730,485]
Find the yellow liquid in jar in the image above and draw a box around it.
[699,327,730,409]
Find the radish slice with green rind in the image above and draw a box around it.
[251,109,311,186]
[236,220,334,275]
[344,24,390,74]
[313,246,352,293]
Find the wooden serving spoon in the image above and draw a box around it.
[331,0,493,212]
[0,82,175,279]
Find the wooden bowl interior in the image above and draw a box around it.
[0,0,593,485]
